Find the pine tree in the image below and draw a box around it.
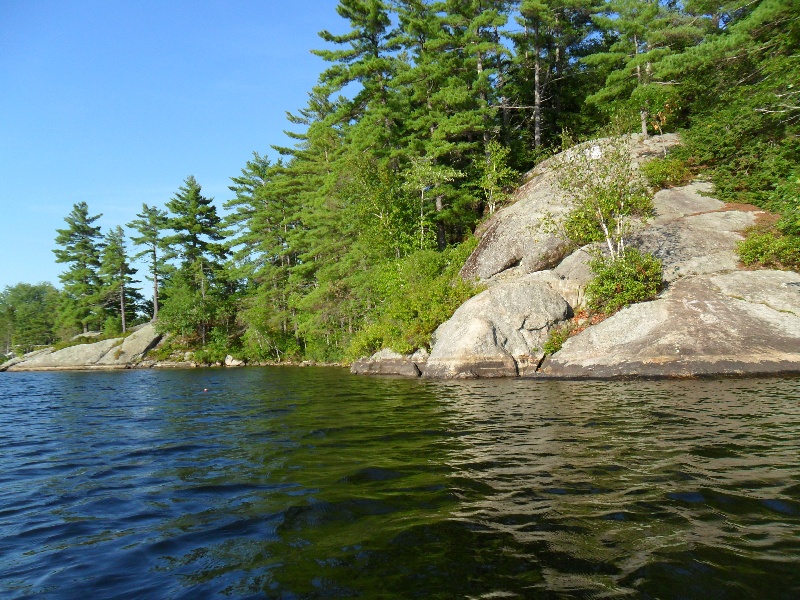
[312,0,400,156]
[127,204,170,321]
[508,0,599,151]
[53,202,104,335]
[391,0,509,246]
[659,0,800,203]
[161,176,230,345]
[99,226,141,333]
[165,175,227,268]
[585,0,703,136]
[225,153,304,358]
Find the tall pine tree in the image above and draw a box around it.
[53,202,104,335]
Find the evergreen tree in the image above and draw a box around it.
[127,204,170,321]
[160,176,231,345]
[313,0,400,156]
[99,226,142,333]
[585,0,703,135]
[661,0,800,203]
[53,202,104,335]
[165,175,227,268]
[225,153,304,359]
[508,0,599,152]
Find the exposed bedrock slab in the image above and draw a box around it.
[97,323,162,365]
[460,133,680,283]
[6,323,162,371]
[9,338,122,371]
[424,279,570,378]
[631,185,760,283]
[350,348,428,377]
[539,270,800,378]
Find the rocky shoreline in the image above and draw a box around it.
[353,134,800,379]
[4,135,798,380]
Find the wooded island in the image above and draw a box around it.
[2,0,798,369]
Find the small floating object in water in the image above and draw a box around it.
[203,388,208,392]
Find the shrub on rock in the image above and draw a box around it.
[586,249,664,314]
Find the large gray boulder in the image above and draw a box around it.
[523,246,595,310]
[460,133,680,283]
[97,323,162,365]
[540,270,800,378]
[424,278,570,378]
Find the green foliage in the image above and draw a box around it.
[663,0,800,206]
[165,175,227,268]
[770,176,800,237]
[402,157,463,250]
[0,282,61,354]
[554,137,653,255]
[99,225,142,331]
[586,248,664,314]
[642,156,692,189]
[476,140,518,215]
[147,338,187,362]
[737,230,800,271]
[127,203,170,320]
[53,202,104,334]
[192,328,232,365]
[103,316,123,337]
[346,239,481,359]
[543,322,574,356]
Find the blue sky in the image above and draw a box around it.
[0,0,343,289]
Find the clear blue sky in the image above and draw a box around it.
[0,0,343,289]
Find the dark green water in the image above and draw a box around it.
[1,368,798,599]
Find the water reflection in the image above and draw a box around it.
[434,378,800,598]
[0,370,798,599]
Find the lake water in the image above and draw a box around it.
[0,368,798,599]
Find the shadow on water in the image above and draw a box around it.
[0,369,798,598]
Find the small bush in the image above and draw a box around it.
[553,136,654,256]
[642,156,692,189]
[738,230,800,270]
[103,316,122,337]
[769,176,800,237]
[586,249,664,314]
[193,328,231,365]
[345,239,482,360]
[148,339,185,362]
[543,322,574,355]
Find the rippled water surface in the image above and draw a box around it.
[1,368,799,599]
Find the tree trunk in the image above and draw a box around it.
[152,272,159,321]
[534,41,542,148]
[120,277,127,334]
[435,195,446,251]
[635,35,649,139]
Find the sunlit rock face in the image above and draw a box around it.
[350,132,799,380]
[3,323,162,372]
[541,270,800,378]
[424,279,570,379]
[460,134,681,285]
